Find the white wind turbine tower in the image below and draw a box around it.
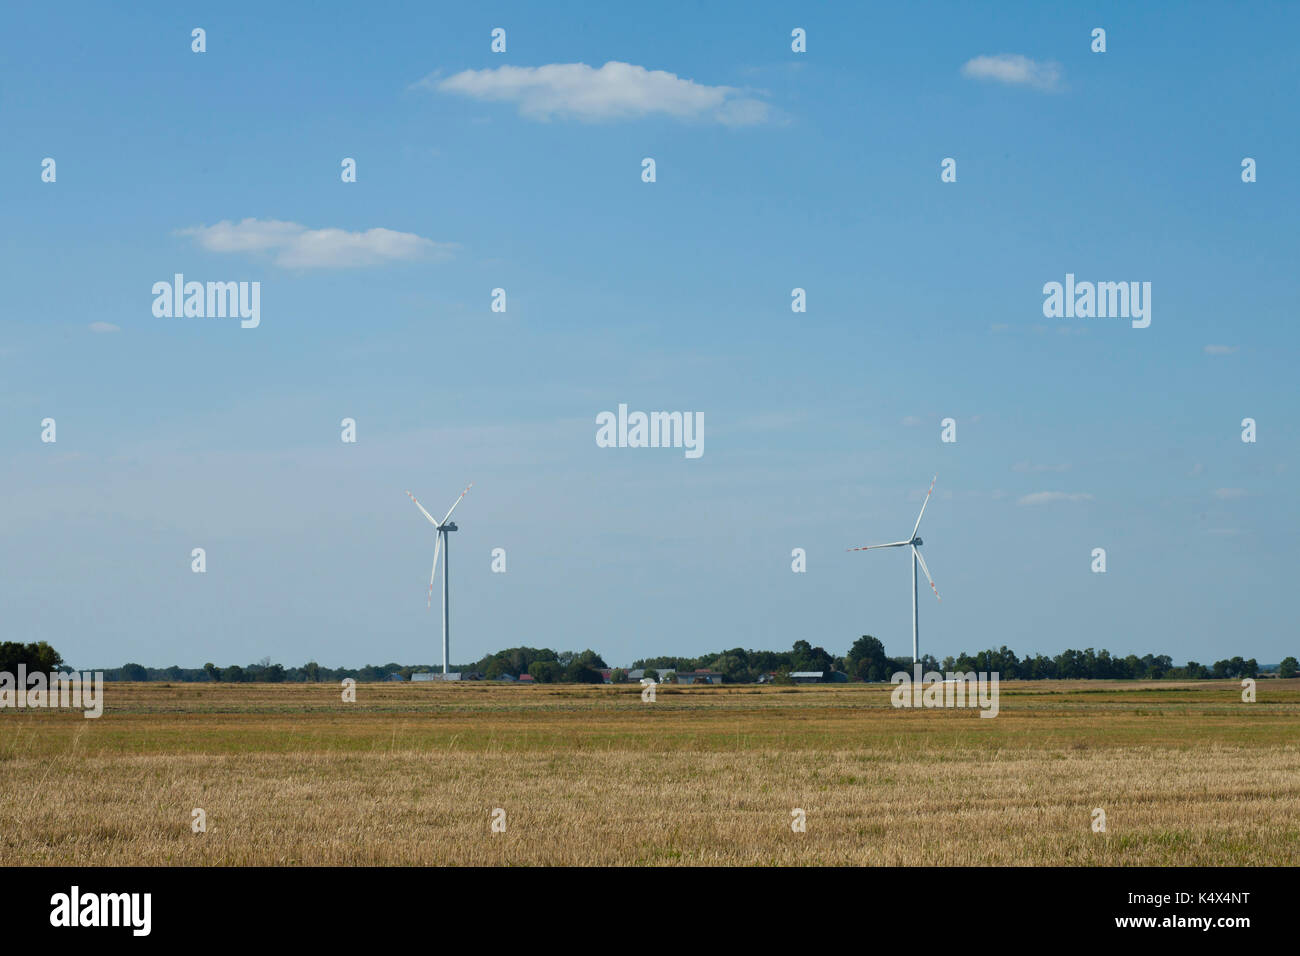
[847,476,941,664]
[406,483,473,675]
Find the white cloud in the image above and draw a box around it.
[179,219,456,269]
[1204,344,1239,355]
[962,54,1062,91]
[1018,491,1093,505]
[422,61,770,125]
[1213,487,1248,499]
[89,322,120,333]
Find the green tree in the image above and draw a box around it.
[479,647,560,679]
[705,648,754,683]
[791,641,834,674]
[1278,657,1299,679]
[846,635,893,682]
[528,661,562,683]
[565,661,605,684]
[203,662,220,682]
[303,661,321,682]
[570,649,607,669]
[32,641,65,671]
[120,662,149,682]
[0,641,66,673]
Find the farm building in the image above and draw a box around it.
[789,671,824,684]
[789,671,848,683]
[674,669,724,685]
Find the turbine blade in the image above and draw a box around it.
[427,533,442,609]
[911,474,937,539]
[846,540,911,552]
[406,491,439,527]
[440,482,474,525]
[913,546,941,602]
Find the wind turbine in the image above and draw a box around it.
[406,483,473,675]
[847,475,941,664]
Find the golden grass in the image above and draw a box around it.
[2,680,1298,865]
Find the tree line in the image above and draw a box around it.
[12,640,1298,683]
[88,648,613,684]
[636,638,1294,683]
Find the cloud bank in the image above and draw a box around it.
[179,219,456,269]
[422,61,770,125]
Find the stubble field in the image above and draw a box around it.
[2,680,1298,866]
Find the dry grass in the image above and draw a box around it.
[3,680,1298,865]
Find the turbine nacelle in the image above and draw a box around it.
[912,536,922,546]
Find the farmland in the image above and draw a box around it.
[2,680,1298,866]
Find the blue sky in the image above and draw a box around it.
[3,1,1297,670]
